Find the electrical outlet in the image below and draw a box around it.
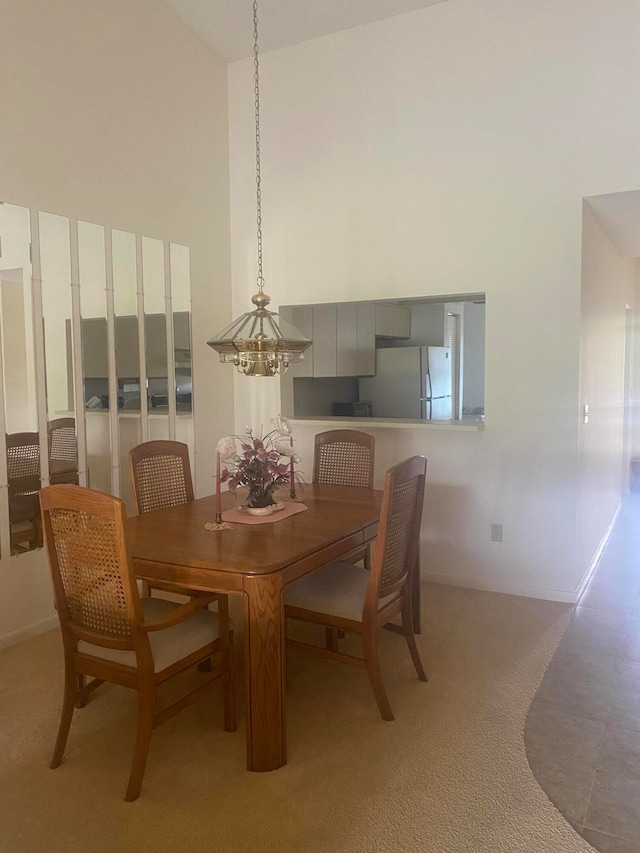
[491,523,503,543]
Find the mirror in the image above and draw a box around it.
[113,229,142,509]
[0,204,36,433]
[79,220,112,494]
[142,237,170,436]
[281,296,486,423]
[40,212,73,421]
[40,212,79,493]
[0,203,40,554]
[0,202,194,553]
[170,243,192,415]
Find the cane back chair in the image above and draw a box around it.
[40,484,236,801]
[128,440,197,598]
[128,440,194,515]
[285,455,427,721]
[7,431,42,551]
[314,428,375,563]
[313,429,375,490]
[48,418,79,485]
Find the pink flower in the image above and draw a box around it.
[217,436,237,460]
[216,419,302,505]
[271,414,291,436]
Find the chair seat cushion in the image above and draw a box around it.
[284,561,394,622]
[77,598,225,673]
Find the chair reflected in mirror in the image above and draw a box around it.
[6,431,42,553]
[48,418,79,486]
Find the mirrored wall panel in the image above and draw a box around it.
[0,201,194,557]
[170,243,192,414]
[0,203,40,555]
[113,229,142,509]
[40,212,79,501]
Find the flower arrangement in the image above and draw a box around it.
[217,416,301,509]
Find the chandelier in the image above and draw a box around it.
[208,0,312,377]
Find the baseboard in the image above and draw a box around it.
[0,614,58,650]
[422,572,578,604]
[575,503,621,602]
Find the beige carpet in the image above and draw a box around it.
[0,584,595,853]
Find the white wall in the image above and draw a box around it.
[577,204,637,588]
[228,0,640,601]
[0,0,233,645]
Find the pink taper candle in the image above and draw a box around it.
[290,436,295,497]
[216,450,222,517]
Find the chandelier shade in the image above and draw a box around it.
[207,290,311,377]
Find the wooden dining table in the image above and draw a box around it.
[126,483,382,773]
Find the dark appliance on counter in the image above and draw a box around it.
[332,401,371,417]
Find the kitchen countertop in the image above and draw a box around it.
[288,416,483,431]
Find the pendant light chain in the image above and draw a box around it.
[253,0,264,292]
[206,0,312,374]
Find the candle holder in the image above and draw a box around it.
[205,517,233,531]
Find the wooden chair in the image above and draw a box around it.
[313,429,375,566]
[285,455,427,721]
[313,429,376,645]
[313,429,375,490]
[128,440,195,597]
[48,418,79,485]
[128,439,194,515]
[40,483,236,801]
[7,431,42,551]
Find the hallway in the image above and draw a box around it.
[526,496,640,851]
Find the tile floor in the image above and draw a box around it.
[525,495,640,852]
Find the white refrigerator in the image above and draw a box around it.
[359,346,453,420]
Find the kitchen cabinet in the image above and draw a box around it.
[311,303,375,378]
[355,302,375,376]
[144,313,168,378]
[313,304,338,377]
[375,303,411,339]
[115,316,140,378]
[81,313,188,381]
[81,318,108,378]
[282,300,408,379]
[337,303,357,376]
[280,305,314,377]
[173,311,191,352]
[281,302,377,378]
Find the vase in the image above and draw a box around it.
[244,486,278,510]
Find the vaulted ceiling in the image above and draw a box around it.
[165,0,449,61]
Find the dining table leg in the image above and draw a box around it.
[243,573,287,771]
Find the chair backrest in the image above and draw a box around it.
[40,484,142,649]
[313,430,375,489]
[6,431,41,495]
[48,418,78,464]
[128,440,194,515]
[367,456,427,605]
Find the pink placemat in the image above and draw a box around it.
[221,501,308,525]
